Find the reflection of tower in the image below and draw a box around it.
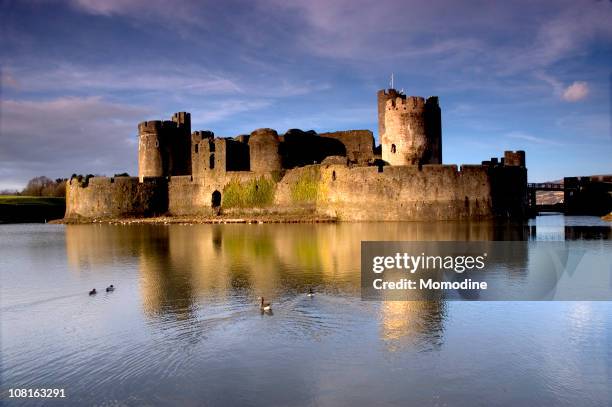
[377,89,442,166]
[380,301,446,352]
[139,227,197,320]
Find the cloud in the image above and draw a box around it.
[0,96,150,188]
[4,63,242,96]
[562,81,589,102]
[64,0,205,23]
[505,131,563,146]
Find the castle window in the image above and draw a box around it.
[155,140,159,148]
[391,144,396,154]
[210,154,215,169]
[195,144,199,154]
[332,171,336,181]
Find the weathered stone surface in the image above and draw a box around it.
[249,128,281,173]
[318,130,374,165]
[69,89,528,221]
[65,176,167,218]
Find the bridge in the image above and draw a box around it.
[527,182,564,214]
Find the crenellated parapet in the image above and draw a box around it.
[379,89,442,166]
[138,112,192,181]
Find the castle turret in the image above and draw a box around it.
[249,128,281,172]
[168,112,192,176]
[138,120,167,181]
[379,89,442,166]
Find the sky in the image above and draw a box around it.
[0,0,611,189]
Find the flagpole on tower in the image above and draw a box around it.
[390,73,394,89]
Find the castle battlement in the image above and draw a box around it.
[192,130,214,143]
[386,96,426,111]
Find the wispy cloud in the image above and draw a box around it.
[3,63,242,95]
[505,131,564,146]
[562,81,589,102]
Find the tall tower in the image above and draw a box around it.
[138,120,166,181]
[378,89,442,166]
[169,112,192,176]
[249,128,281,173]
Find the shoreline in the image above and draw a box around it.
[53,213,338,225]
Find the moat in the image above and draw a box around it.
[1,215,611,406]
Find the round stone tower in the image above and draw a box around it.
[382,96,428,165]
[138,120,166,181]
[378,89,442,166]
[249,128,281,172]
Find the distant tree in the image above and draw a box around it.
[114,172,130,177]
[22,176,67,197]
[22,176,55,196]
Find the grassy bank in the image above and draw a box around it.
[0,196,66,223]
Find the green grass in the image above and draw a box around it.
[0,196,65,206]
[290,167,320,203]
[222,177,276,208]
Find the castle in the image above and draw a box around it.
[65,89,528,221]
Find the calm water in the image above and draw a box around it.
[1,215,611,406]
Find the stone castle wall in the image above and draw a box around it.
[65,162,526,221]
[65,176,167,219]
[318,130,374,165]
[316,164,495,221]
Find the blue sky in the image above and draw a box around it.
[1,0,610,189]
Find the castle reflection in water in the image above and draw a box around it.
[64,220,607,351]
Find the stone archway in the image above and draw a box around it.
[211,190,221,208]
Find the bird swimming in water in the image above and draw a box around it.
[259,297,272,312]
[307,288,314,297]
[89,288,97,295]
[106,285,115,292]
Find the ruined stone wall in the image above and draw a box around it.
[503,150,526,167]
[168,172,281,216]
[281,130,346,168]
[68,163,526,221]
[191,131,215,176]
[315,164,496,221]
[65,176,167,219]
[169,112,192,176]
[318,130,375,165]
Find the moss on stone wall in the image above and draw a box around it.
[222,177,276,208]
[290,166,321,203]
